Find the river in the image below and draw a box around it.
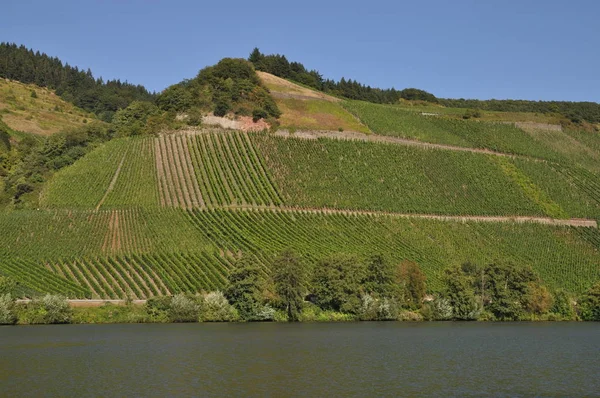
[1,322,599,397]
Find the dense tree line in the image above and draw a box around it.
[0,43,154,121]
[440,98,600,124]
[248,48,437,104]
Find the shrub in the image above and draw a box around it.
[200,291,238,322]
[168,293,200,323]
[18,294,72,324]
[432,297,453,320]
[145,296,172,321]
[358,294,399,321]
[579,282,600,321]
[252,108,268,122]
[0,294,16,325]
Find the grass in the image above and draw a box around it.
[343,100,570,161]
[276,98,370,133]
[0,78,96,135]
[395,99,562,124]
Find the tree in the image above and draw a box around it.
[524,283,554,316]
[311,254,366,314]
[443,266,479,320]
[272,249,306,321]
[550,289,575,320]
[579,282,600,321]
[112,101,160,137]
[484,263,537,320]
[364,254,397,298]
[224,256,264,320]
[397,260,426,309]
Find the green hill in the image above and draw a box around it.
[2,48,600,310]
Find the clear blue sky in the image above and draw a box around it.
[2,0,599,102]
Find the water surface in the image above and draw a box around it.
[1,322,599,397]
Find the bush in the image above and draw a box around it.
[0,294,16,325]
[579,282,600,321]
[145,296,172,321]
[168,293,201,323]
[252,108,268,122]
[214,100,230,117]
[200,291,238,322]
[358,293,399,321]
[18,294,72,324]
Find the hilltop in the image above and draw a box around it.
[1,45,600,322]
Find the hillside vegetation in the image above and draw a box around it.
[0,79,94,135]
[1,45,600,324]
[1,208,599,299]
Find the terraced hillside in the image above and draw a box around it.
[3,73,600,301]
[41,131,283,210]
[1,208,599,298]
[343,100,600,169]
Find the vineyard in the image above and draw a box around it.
[41,131,282,210]
[1,207,599,297]
[342,101,570,161]
[252,133,552,216]
[7,120,600,301]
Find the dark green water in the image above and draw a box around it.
[1,322,599,397]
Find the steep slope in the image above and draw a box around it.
[0,78,95,135]
[257,71,369,133]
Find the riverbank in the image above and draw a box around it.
[4,301,584,325]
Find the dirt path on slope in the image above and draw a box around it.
[95,153,127,211]
[219,204,598,228]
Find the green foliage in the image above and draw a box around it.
[30,90,37,98]
[550,289,575,320]
[578,282,600,321]
[253,134,543,216]
[462,109,481,119]
[168,293,201,322]
[112,101,163,137]
[0,276,17,295]
[0,43,154,117]
[0,293,16,324]
[358,293,400,321]
[17,294,72,324]
[311,254,366,314]
[343,101,568,161]
[158,58,280,120]
[443,265,481,320]
[156,84,194,112]
[248,48,433,105]
[272,249,306,321]
[399,88,438,103]
[200,291,238,322]
[397,260,427,309]
[364,254,397,298]
[224,256,265,320]
[440,98,600,125]
[494,157,568,218]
